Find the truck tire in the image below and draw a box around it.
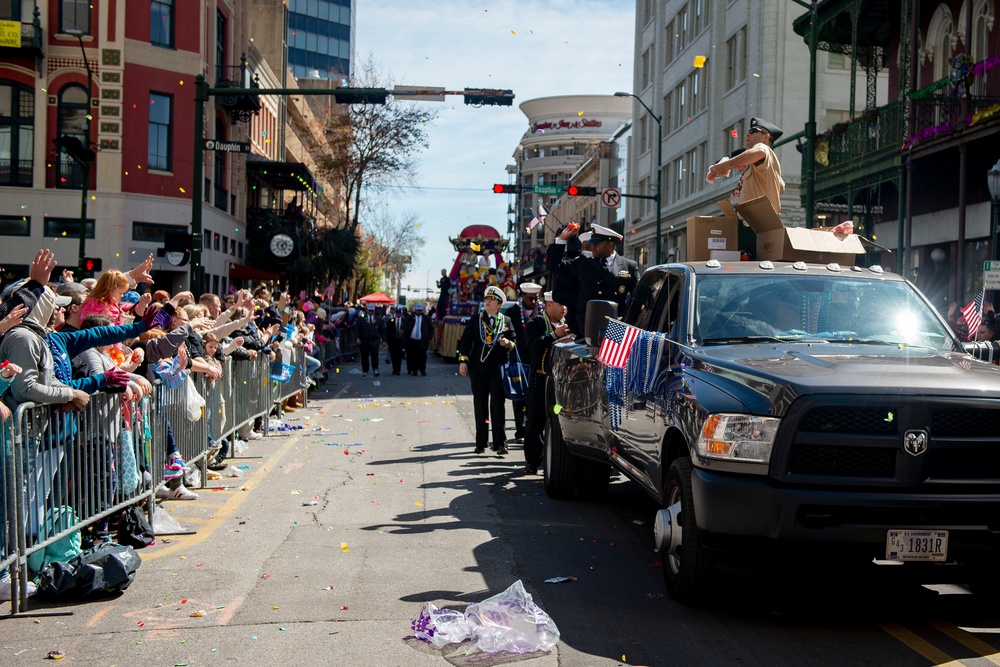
[544,411,578,499]
[577,459,611,500]
[662,458,712,604]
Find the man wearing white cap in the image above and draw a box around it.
[403,302,433,376]
[553,224,640,335]
[506,282,541,443]
[521,291,571,474]
[458,286,516,455]
[706,116,785,214]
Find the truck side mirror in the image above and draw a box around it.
[584,300,618,347]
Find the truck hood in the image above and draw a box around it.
[689,343,1000,415]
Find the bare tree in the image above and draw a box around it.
[363,208,426,297]
[318,56,438,236]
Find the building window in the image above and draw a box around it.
[664,19,675,66]
[132,221,186,243]
[60,0,91,34]
[148,92,172,171]
[0,80,33,187]
[214,233,220,251]
[723,120,744,156]
[204,229,212,250]
[230,238,236,256]
[643,0,653,24]
[641,47,652,88]
[222,235,229,255]
[151,0,174,47]
[0,215,29,236]
[238,241,244,259]
[693,0,708,35]
[214,119,228,211]
[57,84,89,189]
[726,27,747,90]
[44,217,95,239]
[677,4,690,53]
[827,52,851,70]
[216,9,227,78]
[639,115,648,153]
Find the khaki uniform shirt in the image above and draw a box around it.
[739,143,784,213]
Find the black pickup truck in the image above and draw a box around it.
[544,259,1000,602]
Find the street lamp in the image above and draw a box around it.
[615,91,663,264]
[990,159,1000,263]
[65,29,94,272]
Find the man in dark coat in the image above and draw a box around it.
[458,286,516,455]
[553,224,640,336]
[355,303,385,377]
[403,302,433,376]
[384,304,407,375]
[504,282,541,443]
[522,291,571,474]
[436,269,451,319]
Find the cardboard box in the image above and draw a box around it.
[686,209,738,261]
[733,196,866,265]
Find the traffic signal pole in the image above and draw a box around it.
[189,77,513,295]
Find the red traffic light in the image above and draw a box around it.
[567,185,598,196]
[492,184,518,194]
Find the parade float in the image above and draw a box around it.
[431,224,512,360]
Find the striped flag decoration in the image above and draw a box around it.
[598,319,640,369]
[962,287,986,341]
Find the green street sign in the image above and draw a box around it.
[533,184,564,195]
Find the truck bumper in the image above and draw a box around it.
[690,466,1000,566]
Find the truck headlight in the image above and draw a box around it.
[695,414,780,464]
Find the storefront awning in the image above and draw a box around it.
[229,262,279,281]
[246,154,319,193]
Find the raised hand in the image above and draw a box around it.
[129,254,155,284]
[134,293,152,318]
[0,304,28,334]
[29,249,57,285]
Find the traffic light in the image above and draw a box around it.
[464,89,514,106]
[82,257,102,272]
[567,185,598,196]
[492,184,518,194]
[333,88,389,105]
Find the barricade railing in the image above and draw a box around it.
[2,349,311,615]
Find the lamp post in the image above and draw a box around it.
[65,29,93,272]
[989,159,1000,263]
[615,92,663,264]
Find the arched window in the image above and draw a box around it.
[57,84,88,189]
[972,0,994,63]
[927,5,955,83]
[0,80,34,186]
[214,118,227,211]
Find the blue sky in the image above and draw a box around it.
[355,0,636,299]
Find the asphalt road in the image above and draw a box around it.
[4,354,1000,666]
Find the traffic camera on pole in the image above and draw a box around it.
[567,185,598,196]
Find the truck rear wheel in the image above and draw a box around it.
[662,458,712,604]
[543,411,578,499]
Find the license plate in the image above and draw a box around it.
[885,529,948,562]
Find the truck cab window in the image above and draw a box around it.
[624,269,666,331]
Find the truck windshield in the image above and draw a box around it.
[694,273,959,350]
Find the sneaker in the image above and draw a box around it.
[496,446,509,457]
[208,458,228,471]
[373,370,380,377]
[156,484,199,500]
[474,445,486,455]
[524,464,538,475]
[0,572,36,602]
[361,373,368,377]
[247,430,263,440]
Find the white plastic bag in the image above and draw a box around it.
[151,505,184,534]
[185,376,205,422]
[465,580,560,654]
[409,580,559,654]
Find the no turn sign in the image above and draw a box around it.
[601,188,621,208]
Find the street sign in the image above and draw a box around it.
[601,188,622,208]
[0,21,20,48]
[203,139,250,153]
[392,85,446,101]
[533,184,563,195]
[984,261,1000,290]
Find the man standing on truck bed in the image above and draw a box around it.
[706,117,785,214]
[552,224,640,336]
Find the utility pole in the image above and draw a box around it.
[66,29,94,271]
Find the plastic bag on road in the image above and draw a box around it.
[151,505,184,534]
[410,580,559,654]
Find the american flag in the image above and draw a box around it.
[538,202,548,218]
[962,287,986,341]
[598,319,640,369]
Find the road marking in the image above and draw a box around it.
[931,621,1000,666]
[142,433,302,563]
[86,607,111,627]
[879,623,968,666]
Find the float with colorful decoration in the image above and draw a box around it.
[431,225,513,360]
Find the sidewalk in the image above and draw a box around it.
[2,355,557,666]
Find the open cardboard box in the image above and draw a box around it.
[685,202,739,261]
[729,196,866,265]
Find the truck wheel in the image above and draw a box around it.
[577,459,611,500]
[662,458,712,604]
[544,411,578,499]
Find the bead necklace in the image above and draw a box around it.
[479,311,504,363]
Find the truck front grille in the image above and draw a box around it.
[788,445,895,477]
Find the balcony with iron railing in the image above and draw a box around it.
[215,59,261,122]
[0,158,33,187]
[809,55,1000,199]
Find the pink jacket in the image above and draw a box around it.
[80,297,124,326]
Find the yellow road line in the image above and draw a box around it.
[878,623,969,666]
[930,621,1000,666]
[143,434,301,562]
